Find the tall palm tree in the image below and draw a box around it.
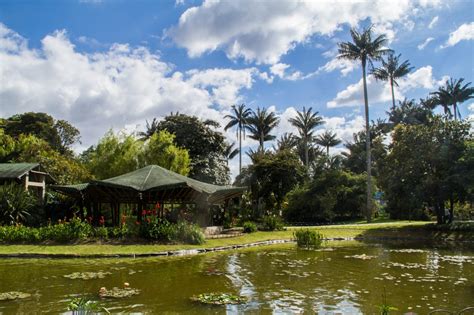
[371,53,413,108]
[338,25,391,222]
[138,118,159,140]
[315,130,342,155]
[224,104,252,175]
[246,107,280,151]
[223,142,239,166]
[431,78,473,120]
[288,107,324,166]
[274,133,298,152]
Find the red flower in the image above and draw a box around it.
[99,216,105,226]
[135,221,140,225]
[141,210,147,216]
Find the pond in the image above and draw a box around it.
[0,241,473,314]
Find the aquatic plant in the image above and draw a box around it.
[379,288,397,315]
[98,287,140,299]
[190,293,247,305]
[0,291,31,301]
[63,271,112,280]
[293,229,324,249]
[67,296,110,314]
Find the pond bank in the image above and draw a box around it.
[0,221,472,258]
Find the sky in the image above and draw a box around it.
[0,0,473,179]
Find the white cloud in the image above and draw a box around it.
[417,37,434,50]
[168,0,441,64]
[316,57,357,77]
[468,103,474,121]
[428,16,439,29]
[327,66,440,108]
[441,22,474,48]
[0,24,263,150]
[269,63,303,81]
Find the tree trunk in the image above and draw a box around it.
[260,132,264,151]
[305,137,308,166]
[362,61,372,223]
[239,127,242,175]
[453,102,457,121]
[449,196,454,224]
[326,145,329,156]
[390,77,396,109]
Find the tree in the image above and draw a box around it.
[85,130,190,180]
[430,78,474,120]
[237,150,305,215]
[138,118,159,140]
[246,107,280,151]
[274,133,298,152]
[223,142,239,165]
[284,170,367,223]
[338,25,391,222]
[371,53,413,108]
[288,107,324,166]
[315,130,342,155]
[156,113,230,184]
[387,98,433,127]
[224,104,252,175]
[378,117,472,223]
[3,112,81,154]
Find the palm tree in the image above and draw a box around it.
[224,104,252,175]
[274,133,298,152]
[431,78,473,120]
[223,142,239,166]
[338,25,391,222]
[288,107,324,166]
[138,118,159,140]
[246,107,280,151]
[315,130,342,155]
[371,53,413,108]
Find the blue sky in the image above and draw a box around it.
[0,0,473,177]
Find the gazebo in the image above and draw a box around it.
[51,165,245,226]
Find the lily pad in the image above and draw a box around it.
[98,287,140,299]
[190,293,247,305]
[63,271,112,280]
[0,291,31,301]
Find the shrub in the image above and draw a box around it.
[141,217,177,242]
[94,226,109,240]
[0,184,37,225]
[293,229,324,249]
[176,221,205,245]
[242,221,257,233]
[260,216,284,231]
[0,225,40,243]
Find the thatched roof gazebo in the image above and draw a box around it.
[52,165,245,226]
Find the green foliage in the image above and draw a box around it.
[378,117,472,222]
[155,113,230,184]
[141,217,177,242]
[293,229,324,249]
[242,221,257,233]
[2,112,80,155]
[236,150,304,213]
[175,221,205,245]
[93,226,109,240]
[190,293,247,305]
[285,170,367,223]
[67,296,109,314]
[0,184,37,225]
[260,216,284,231]
[85,130,190,180]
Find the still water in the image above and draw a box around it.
[0,242,473,314]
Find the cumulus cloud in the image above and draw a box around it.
[417,37,434,50]
[168,0,441,64]
[0,24,264,150]
[327,66,441,108]
[269,63,304,81]
[441,22,474,48]
[428,16,439,29]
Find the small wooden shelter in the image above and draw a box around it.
[51,165,245,226]
[0,163,54,201]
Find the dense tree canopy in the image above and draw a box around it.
[155,113,230,185]
[84,130,190,180]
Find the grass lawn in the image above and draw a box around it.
[3,220,469,257]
